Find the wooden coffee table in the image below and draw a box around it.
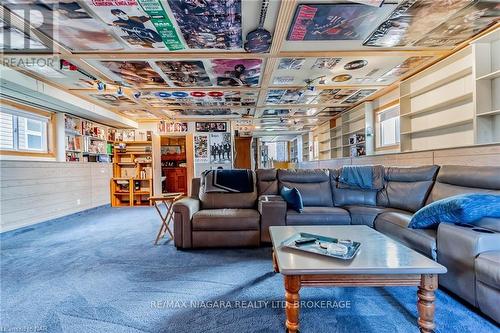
[270,225,447,333]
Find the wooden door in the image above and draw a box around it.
[234,137,252,169]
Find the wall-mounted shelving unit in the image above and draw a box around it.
[302,133,309,161]
[111,139,154,207]
[318,121,331,160]
[341,104,366,157]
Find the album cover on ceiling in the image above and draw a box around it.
[90,0,182,50]
[378,56,432,79]
[343,89,377,104]
[262,109,290,117]
[311,58,342,70]
[312,89,341,104]
[278,58,306,70]
[156,61,211,87]
[89,94,137,107]
[167,0,242,49]
[287,3,395,41]
[363,0,472,47]
[100,61,166,88]
[3,1,122,51]
[211,59,262,87]
[414,1,500,48]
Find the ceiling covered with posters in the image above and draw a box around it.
[1,0,499,134]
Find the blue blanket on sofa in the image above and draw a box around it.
[203,169,254,193]
[340,165,379,190]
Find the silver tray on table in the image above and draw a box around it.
[281,232,361,260]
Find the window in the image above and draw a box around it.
[377,105,400,148]
[0,107,49,153]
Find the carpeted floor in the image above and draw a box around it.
[0,206,498,333]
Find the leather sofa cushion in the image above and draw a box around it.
[278,169,333,207]
[256,168,278,195]
[330,168,377,206]
[286,206,350,225]
[199,170,258,209]
[437,165,500,190]
[374,211,437,260]
[377,165,439,213]
[192,209,260,231]
[476,251,500,288]
[344,205,404,228]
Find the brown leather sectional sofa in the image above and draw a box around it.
[173,165,500,323]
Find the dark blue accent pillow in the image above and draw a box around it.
[409,194,500,229]
[280,186,304,213]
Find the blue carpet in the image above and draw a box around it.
[0,207,497,333]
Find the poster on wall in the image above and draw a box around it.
[211,59,262,87]
[194,134,209,163]
[99,61,166,88]
[363,0,472,47]
[167,0,242,49]
[414,2,500,48]
[158,121,188,133]
[3,1,122,51]
[90,0,184,50]
[209,133,232,164]
[156,61,211,87]
[196,122,227,132]
[287,3,395,41]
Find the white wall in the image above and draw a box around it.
[0,161,112,232]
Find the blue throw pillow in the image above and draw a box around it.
[409,194,500,229]
[280,186,304,213]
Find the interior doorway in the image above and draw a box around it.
[160,136,188,195]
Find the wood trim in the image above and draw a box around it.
[1,99,53,118]
[300,274,422,287]
[376,144,401,151]
[374,99,400,113]
[0,150,55,158]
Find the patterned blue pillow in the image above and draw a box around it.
[280,186,304,213]
[409,194,500,229]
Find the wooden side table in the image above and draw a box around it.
[149,193,184,245]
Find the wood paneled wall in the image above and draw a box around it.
[297,144,500,169]
[0,161,112,232]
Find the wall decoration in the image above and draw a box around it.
[278,58,305,70]
[88,93,137,107]
[287,3,395,41]
[156,61,211,87]
[0,19,46,50]
[167,0,242,50]
[3,1,122,51]
[211,59,262,87]
[262,109,290,117]
[318,107,348,117]
[331,89,358,103]
[379,56,433,79]
[158,121,188,133]
[363,0,472,47]
[194,134,209,163]
[344,60,368,70]
[343,89,377,104]
[90,0,183,50]
[273,76,295,85]
[196,122,227,132]
[99,61,166,88]
[332,74,352,82]
[209,133,232,164]
[414,2,500,48]
[311,58,342,70]
[312,89,341,104]
[143,90,257,107]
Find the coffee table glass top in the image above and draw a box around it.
[270,226,447,275]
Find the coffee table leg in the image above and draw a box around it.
[417,274,438,333]
[284,275,301,333]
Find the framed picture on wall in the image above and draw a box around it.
[196,122,227,132]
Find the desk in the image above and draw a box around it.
[149,193,183,245]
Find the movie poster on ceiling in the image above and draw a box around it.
[167,0,242,50]
[209,133,232,164]
[363,0,473,47]
[2,0,122,51]
[194,134,209,163]
[100,61,166,88]
[89,0,184,50]
[211,59,262,87]
[378,56,432,79]
[287,3,396,41]
[414,1,500,48]
[156,61,212,87]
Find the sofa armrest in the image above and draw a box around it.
[437,222,500,306]
[258,195,287,243]
[173,197,200,248]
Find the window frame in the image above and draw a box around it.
[376,103,401,150]
[0,99,55,158]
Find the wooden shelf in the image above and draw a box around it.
[115,141,152,144]
[114,192,130,195]
[400,92,473,118]
[343,127,365,136]
[342,113,364,124]
[476,69,500,80]
[401,118,473,135]
[401,67,472,99]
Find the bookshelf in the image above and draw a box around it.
[341,104,366,157]
[111,138,154,207]
[318,121,331,160]
[302,133,309,161]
